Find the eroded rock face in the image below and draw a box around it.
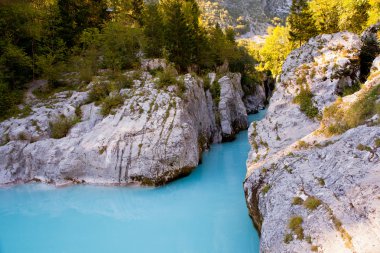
[218,74,248,140]
[207,0,292,35]
[0,72,264,186]
[244,32,380,253]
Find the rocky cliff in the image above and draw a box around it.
[200,0,291,35]
[0,68,265,186]
[244,28,380,252]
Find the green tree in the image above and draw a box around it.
[288,0,318,45]
[339,0,370,33]
[257,26,294,76]
[368,0,380,26]
[57,0,109,47]
[100,21,143,71]
[309,0,340,34]
[161,0,196,71]
[142,3,164,58]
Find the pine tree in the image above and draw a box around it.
[142,3,164,57]
[288,0,318,45]
[57,0,109,47]
[161,0,202,71]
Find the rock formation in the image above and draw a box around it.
[0,69,265,186]
[244,29,380,253]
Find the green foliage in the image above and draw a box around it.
[322,84,380,136]
[88,81,112,103]
[288,0,318,45]
[292,197,304,205]
[0,43,33,88]
[156,66,178,88]
[100,21,143,71]
[375,138,380,148]
[35,48,67,86]
[368,0,380,26]
[303,197,321,211]
[210,80,221,104]
[0,82,24,121]
[57,0,109,47]
[49,114,80,139]
[357,143,372,152]
[284,233,293,244]
[161,0,201,71]
[256,26,294,76]
[309,0,374,34]
[142,3,165,58]
[100,94,125,116]
[131,0,144,25]
[339,0,371,33]
[293,87,319,118]
[342,82,361,96]
[261,184,271,195]
[288,216,304,240]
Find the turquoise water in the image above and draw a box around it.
[0,110,266,253]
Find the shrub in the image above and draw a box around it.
[284,233,293,244]
[322,84,380,136]
[203,75,211,90]
[357,144,372,152]
[50,115,80,139]
[311,245,318,251]
[88,81,112,103]
[262,184,271,195]
[296,140,310,149]
[293,87,319,119]
[111,73,134,90]
[292,197,304,205]
[288,216,304,240]
[210,80,221,104]
[100,94,124,116]
[303,196,321,211]
[0,82,24,121]
[342,82,361,96]
[156,67,178,88]
[375,138,380,148]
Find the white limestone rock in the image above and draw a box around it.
[0,71,257,186]
[244,31,380,253]
[218,73,248,140]
[243,85,266,114]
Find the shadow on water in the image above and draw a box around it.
[0,109,267,253]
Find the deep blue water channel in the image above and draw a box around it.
[0,109,266,253]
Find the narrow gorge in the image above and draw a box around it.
[1,0,380,252]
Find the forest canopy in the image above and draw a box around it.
[250,0,380,77]
[0,0,256,120]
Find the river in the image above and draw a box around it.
[0,109,266,253]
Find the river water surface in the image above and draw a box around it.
[0,110,266,253]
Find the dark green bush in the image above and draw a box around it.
[210,80,221,104]
[303,196,321,211]
[156,67,178,88]
[288,216,304,240]
[50,115,80,139]
[0,82,24,121]
[88,82,112,103]
[292,197,304,205]
[100,94,124,116]
[293,87,319,118]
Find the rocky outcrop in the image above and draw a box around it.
[243,85,266,114]
[244,31,380,253]
[0,70,264,186]
[203,0,292,35]
[218,74,248,140]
